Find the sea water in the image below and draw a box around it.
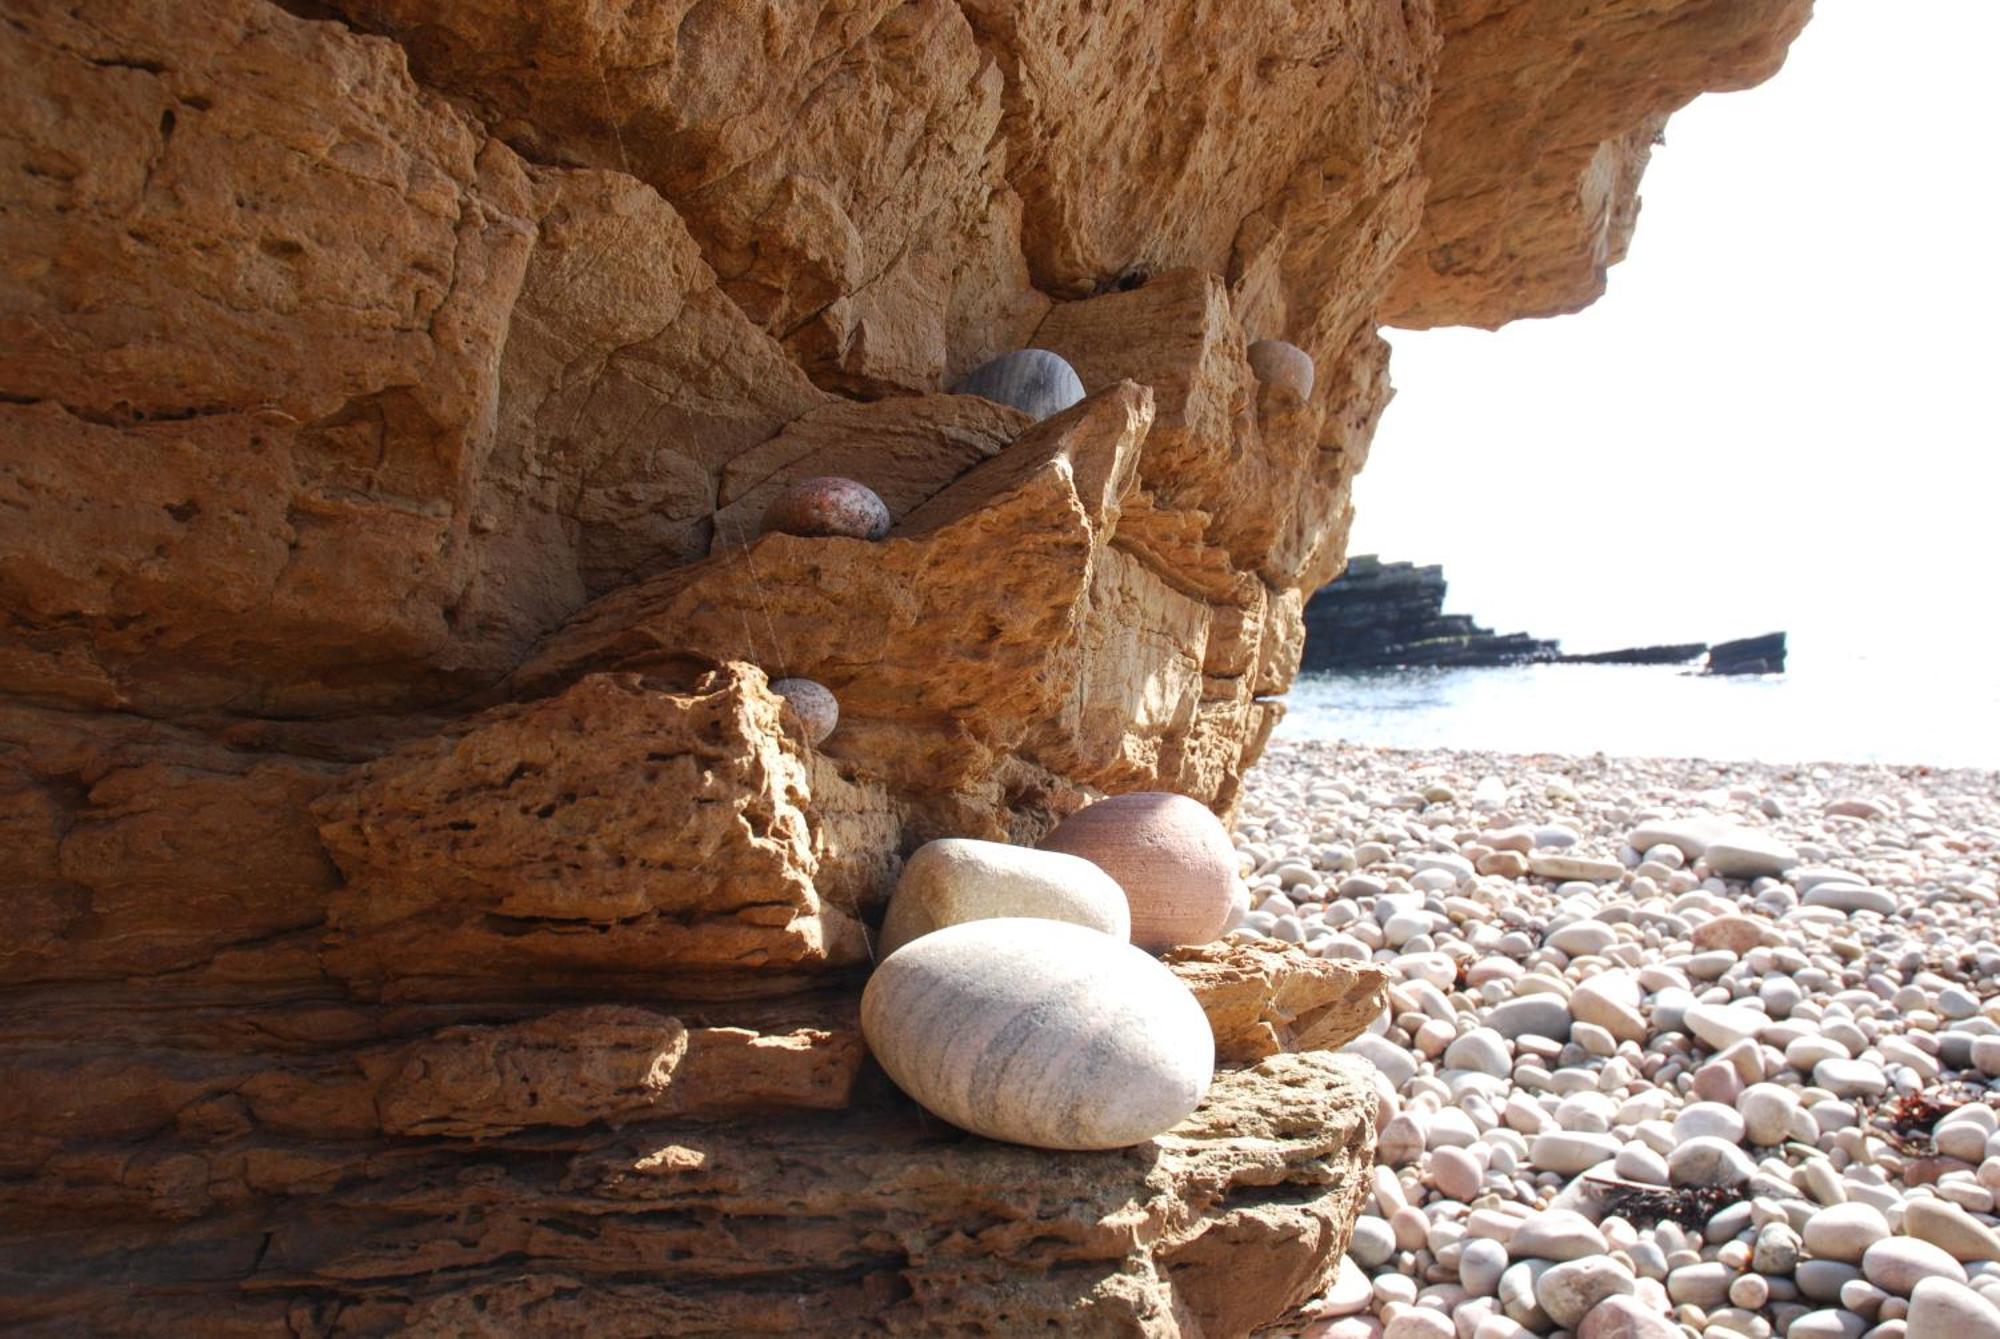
[1275,647,2000,769]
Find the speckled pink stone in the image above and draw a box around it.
[761,476,891,540]
[770,677,839,745]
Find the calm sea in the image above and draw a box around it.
[1275,644,2000,770]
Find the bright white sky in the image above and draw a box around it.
[1354,2,2000,662]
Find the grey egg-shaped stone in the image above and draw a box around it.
[954,348,1085,421]
[769,677,838,745]
[1246,338,1314,404]
[761,476,891,540]
[878,838,1130,958]
[860,917,1214,1150]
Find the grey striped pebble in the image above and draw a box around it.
[860,917,1214,1149]
[954,348,1085,422]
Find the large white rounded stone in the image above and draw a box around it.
[1578,1295,1681,1338]
[1571,970,1647,1043]
[1534,1257,1636,1329]
[1530,1131,1622,1175]
[1460,1237,1509,1297]
[1908,1277,2000,1338]
[1863,1235,1968,1295]
[1666,1135,1754,1187]
[1344,1032,1419,1089]
[1443,1027,1512,1078]
[1530,853,1626,882]
[1803,1203,1891,1264]
[1626,818,1730,859]
[1382,1310,1453,1339]
[860,917,1214,1149]
[1802,883,1897,915]
[1548,919,1619,955]
[1672,1101,1746,1144]
[1488,994,1574,1042]
[1814,1057,1887,1099]
[1738,1082,1799,1145]
[1905,1197,2000,1263]
[1683,1002,1766,1050]
[877,838,1130,957]
[1702,829,1798,879]
[1322,1255,1373,1316]
[1509,1210,1608,1261]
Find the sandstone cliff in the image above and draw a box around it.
[0,0,1809,1332]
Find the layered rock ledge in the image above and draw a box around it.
[0,0,1809,1330]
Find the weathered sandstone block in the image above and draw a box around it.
[316,665,893,998]
[1385,0,1815,327]
[365,1007,865,1137]
[1166,941,1392,1063]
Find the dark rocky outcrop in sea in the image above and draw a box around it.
[1299,556,1560,670]
[1707,631,1789,675]
[1560,643,1709,666]
[1302,559,1789,674]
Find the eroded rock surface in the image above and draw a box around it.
[1385,0,1816,328]
[0,0,1808,1330]
[316,666,893,998]
[3,1049,1375,1335]
[1167,943,1391,1065]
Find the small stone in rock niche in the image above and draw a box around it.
[769,677,838,745]
[1039,791,1237,952]
[953,348,1086,421]
[761,476,891,540]
[1246,338,1315,405]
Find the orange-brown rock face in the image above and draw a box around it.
[1385,0,1816,328]
[0,0,1805,1330]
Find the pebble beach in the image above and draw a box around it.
[1230,739,2000,1339]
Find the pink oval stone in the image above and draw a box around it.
[1039,792,1235,952]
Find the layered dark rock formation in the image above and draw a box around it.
[1561,643,1710,666]
[1300,556,1560,670]
[1302,560,1790,675]
[1709,632,1790,676]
